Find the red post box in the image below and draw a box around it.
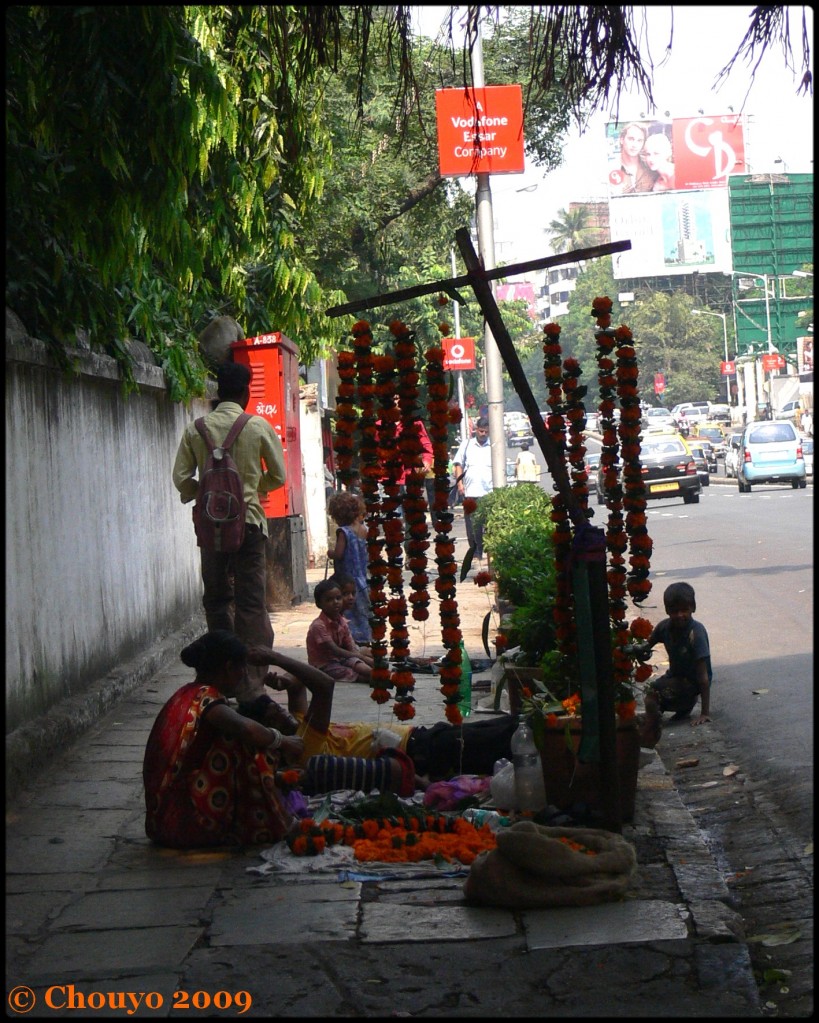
[230,333,304,517]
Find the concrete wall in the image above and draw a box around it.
[299,397,330,566]
[5,335,208,734]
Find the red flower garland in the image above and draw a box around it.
[387,319,421,720]
[351,321,392,705]
[542,322,575,668]
[425,333,464,724]
[591,299,654,709]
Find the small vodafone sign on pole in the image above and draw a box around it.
[442,337,476,371]
[435,86,525,177]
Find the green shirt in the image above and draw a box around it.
[172,401,286,535]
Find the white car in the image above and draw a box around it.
[671,402,710,428]
[802,437,814,476]
[724,433,743,478]
[642,407,677,430]
[775,400,801,420]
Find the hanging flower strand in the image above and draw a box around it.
[332,348,358,487]
[386,319,419,721]
[427,315,463,724]
[590,298,654,716]
[542,321,576,669]
[352,320,392,706]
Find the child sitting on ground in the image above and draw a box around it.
[333,572,374,666]
[306,578,372,683]
[327,491,371,646]
[640,581,712,747]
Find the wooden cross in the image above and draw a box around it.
[327,231,633,831]
[327,233,631,528]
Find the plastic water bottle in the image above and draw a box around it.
[510,719,547,812]
[458,641,472,719]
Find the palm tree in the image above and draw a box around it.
[545,206,593,255]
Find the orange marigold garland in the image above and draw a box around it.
[615,325,653,607]
[542,322,575,669]
[425,332,464,724]
[590,300,654,714]
[353,322,392,706]
[286,815,497,865]
[388,319,422,720]
[333,348,358,487]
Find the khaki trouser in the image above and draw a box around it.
[200,523,273,701]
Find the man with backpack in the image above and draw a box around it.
[173,361,285,706]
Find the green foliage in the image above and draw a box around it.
[546,206,595,255]
[555,258,725,407]
[300,11,573,363]
[476,484,554,605]
[6,6,345,399]
[624,292,723,406]
[473,483,557,666]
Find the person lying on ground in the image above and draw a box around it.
[142,630,304,849]
[243,645,522,786]
[306,578,372,683]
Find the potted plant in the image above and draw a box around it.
[469,482,560,702]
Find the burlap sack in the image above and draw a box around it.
[463,821,636,908]
[497,820,636,881]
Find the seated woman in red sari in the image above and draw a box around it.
[143,630,308,849]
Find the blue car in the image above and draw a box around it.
[736,420,807,491]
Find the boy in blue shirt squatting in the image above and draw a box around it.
[641,582,712,747]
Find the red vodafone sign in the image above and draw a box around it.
[442,337,476,371]
[435,86,524,177]
[654,372,665,395]
[720,360,736,375]
[761,353,786,372]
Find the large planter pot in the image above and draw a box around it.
[539,719,640,822]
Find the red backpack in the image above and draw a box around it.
[192,413,251,552]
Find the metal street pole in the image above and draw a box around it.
[451,248,469,446]
[470,18,507,489]
[724,270,774,418]
[692,308,730,402]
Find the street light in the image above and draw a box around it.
[792,269,814,278]
[723,270,773,353]
[692,309,728,362]
[692,309,731,404]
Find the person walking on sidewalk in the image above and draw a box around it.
[172,361,285,708]
[514,441,540,483]
[453,415,494,560]
[143,631,304,849]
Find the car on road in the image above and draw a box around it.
[687,441,711,487]
[585,451,601,493]
[724,433,743,478]
[736,420,807,491]
[691,423,727,459]
[597,433,701,505]
[775,399,802,421]
[504,411,534,448]
[707,403,732,426]
[802,437,814,476]
[642,407,677,430]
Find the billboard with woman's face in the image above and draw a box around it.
[606,113,746,278]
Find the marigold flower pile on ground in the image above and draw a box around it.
[285,815,497,864]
